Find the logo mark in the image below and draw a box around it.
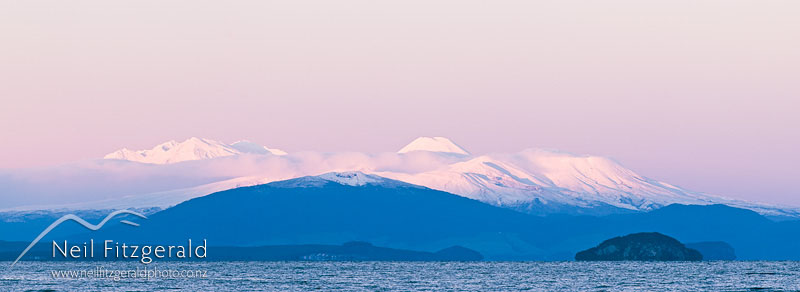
[11,209,147,267]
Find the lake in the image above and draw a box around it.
[2,261,799,291]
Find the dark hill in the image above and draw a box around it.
[575,232,702,261]
[80,174,540,259]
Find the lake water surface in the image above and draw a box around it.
[2,261,799,291]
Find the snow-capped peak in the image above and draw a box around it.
[397,137,470,155]
[104,137,286,164]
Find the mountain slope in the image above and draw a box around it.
[379,149,799,217]
[64,173,800,260]
[86,172,544,259]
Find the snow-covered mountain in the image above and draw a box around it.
[397,136,470,155]
[104,137,286,164]
[377,150,796,217]
[6,136,797,218]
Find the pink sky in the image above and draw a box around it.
[1,0,798,204]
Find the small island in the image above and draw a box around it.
[575,232,702,261]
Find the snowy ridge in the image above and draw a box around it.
[378,148,799,217]
[378,152,715,212]
[104,137,286,164]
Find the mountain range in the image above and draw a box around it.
[3,136,797,218]
[103,137,287,164]
[3,137,799,261]
[11,172,796,261]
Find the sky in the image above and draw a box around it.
[1,0,798,204]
